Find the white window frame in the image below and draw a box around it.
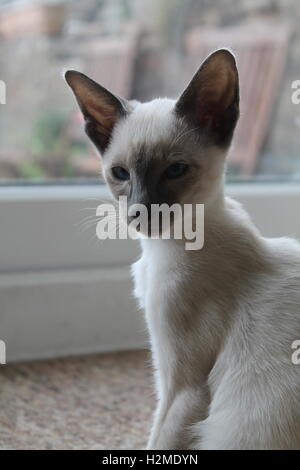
[1,183,300,362]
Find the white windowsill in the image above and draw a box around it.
[0,182,299,362]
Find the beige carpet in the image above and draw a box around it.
[0,350,155,450]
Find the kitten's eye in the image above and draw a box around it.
[164,162,189,179]
[112,166,130,181]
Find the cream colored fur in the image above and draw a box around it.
[66,50,300,450]
[132,196,300,449]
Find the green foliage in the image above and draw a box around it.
[28,109,89,178]
[30,110,67,155]
[20,161,47,180]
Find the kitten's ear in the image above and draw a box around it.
[65,70,128,154]
[175,49,239,147]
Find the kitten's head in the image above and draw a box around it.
[65,49,239,231]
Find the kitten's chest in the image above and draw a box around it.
[132,241,204,349]
[131,250,176,312]
[132,250,184,373]
[132,245,219,392]
[133,237,185,297]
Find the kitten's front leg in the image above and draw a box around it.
[147,387,208,450]
[147,399,168,449]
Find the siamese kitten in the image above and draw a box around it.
[66,49,300,450]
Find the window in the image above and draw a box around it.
[1,0,300,362]
[0,0,299,183]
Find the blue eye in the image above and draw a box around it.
[164,162,189,179]
[112,166,130,181]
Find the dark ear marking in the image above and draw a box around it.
[175,49,239,147]
[65,70,128,154]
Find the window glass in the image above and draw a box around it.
[0,0,299,183]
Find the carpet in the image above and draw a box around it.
[0,350,154,450]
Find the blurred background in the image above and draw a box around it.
[0,0,299,182]
[1,0,300,450]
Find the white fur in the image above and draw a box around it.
[105,99,176,163]
[106,99,300,449]
[66,54,300,450]
[122,102,300,450]
[132,197,300,449]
